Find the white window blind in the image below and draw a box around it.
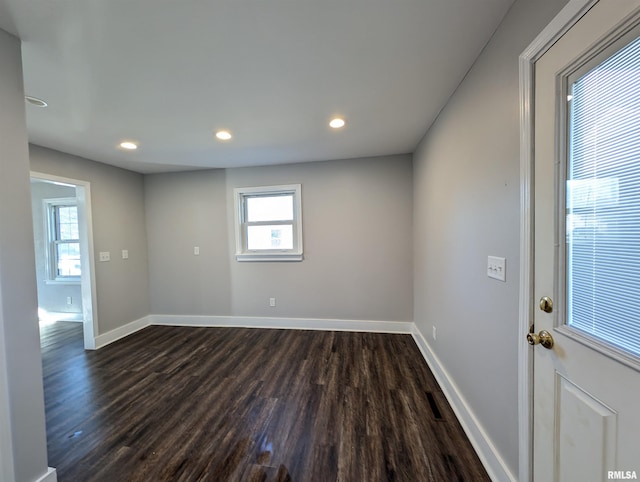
[566,34,640,357]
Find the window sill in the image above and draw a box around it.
[236,253,303,262]
[45,279,81,286]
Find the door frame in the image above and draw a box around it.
[518,1,598,481]
[31,171,99,350]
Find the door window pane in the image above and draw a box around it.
[566,35,640,357]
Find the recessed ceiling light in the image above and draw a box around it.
[329,118,346,129]
[215,130,232,141]
[25,96,48,107]
[119,141,138,150]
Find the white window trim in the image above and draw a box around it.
[233,184,303,262]
[43,197,81,284]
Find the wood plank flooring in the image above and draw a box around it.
[40,322,490,481]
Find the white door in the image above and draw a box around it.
[533,1,640,481]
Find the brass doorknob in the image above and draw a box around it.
[527,330,554,349]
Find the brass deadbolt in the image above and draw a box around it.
[539,296,553,313]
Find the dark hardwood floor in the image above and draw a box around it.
[40,322,490,481]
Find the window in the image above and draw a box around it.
[234,184,303,261]
[564,32,640,359]
[45,198,81,281]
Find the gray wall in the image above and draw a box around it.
[0,29,50,482]
[30,145,150,335]
[146,155,413,321]
[412,0,567,476]
[30,181,83,317]
[145,169,232,315]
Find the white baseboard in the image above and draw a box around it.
[93,316,151,349]
[35,467,57,482]
[92,315,410,349]
[150,314,413,334]
[411,324,515,482]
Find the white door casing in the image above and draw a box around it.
[31,171,99,350]
[529,1,640,481]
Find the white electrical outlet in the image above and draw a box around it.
[122,249,129,259]
[487,256,506,282]
[99,251,110,262]
[194,246,200,256]
[432,326,437,341]
[269,297,276,307]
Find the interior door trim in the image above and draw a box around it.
[518,1,599,481]
[31,171,99,350]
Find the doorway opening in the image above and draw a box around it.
[30,172,97,349]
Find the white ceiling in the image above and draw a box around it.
[0,0,514,174]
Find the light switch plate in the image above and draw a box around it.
[487,256,506,282]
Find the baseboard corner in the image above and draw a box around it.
[35,467,57,482]
[410,324,516,482]
[93,315,151,349]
